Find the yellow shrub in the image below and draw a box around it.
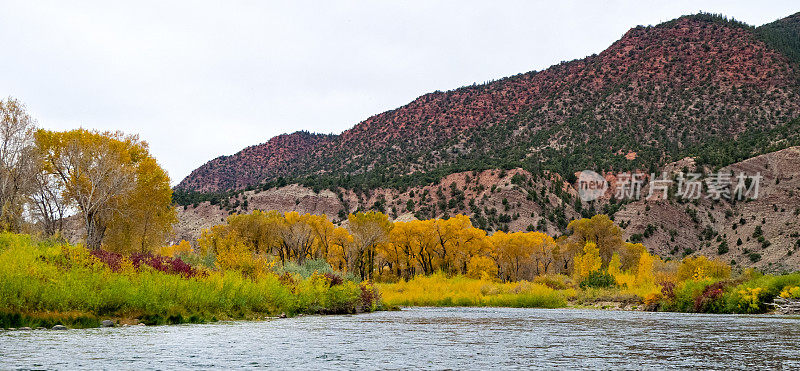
[738,287,765,311]
[780,286,800,299]
[215,238,273,277]
[62,244,102,270]
[377,273,566,308]
[158,240,193,257]
[119,257,136,275]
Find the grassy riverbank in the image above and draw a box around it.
[377,273,568,308]
[0,233,379,329]
[3,230,799,330]
[378,271,800,314]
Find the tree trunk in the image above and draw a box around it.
[86,214,106,250]
[367,245,375,280]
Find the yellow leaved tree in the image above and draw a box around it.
[347,211,392,280]
[35,129,176,251]
[573,242,602,281]
[566,214,624,266]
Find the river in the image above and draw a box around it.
[1,307,799,369]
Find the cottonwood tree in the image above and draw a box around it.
[348,211,392,280]
[491,231,531,281]
[309,214,336,261]
[226,210,281,254]
[276,211,315,264]
[384,217,487,279]
[573,242,602,280]
[28,170,67,236]
[35,129,175,251]
[328,226,354,272]
[387,221,419,279]
[103,155,178,253]
[432,215,485,275]
[566,214,624,266]
[0,97,38,232]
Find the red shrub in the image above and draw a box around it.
[87,249,198,278]
[323,272,344,286]
[693,281,728,313]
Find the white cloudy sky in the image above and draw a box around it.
[1,1,797,184]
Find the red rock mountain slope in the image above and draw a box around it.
[177,14,800,194]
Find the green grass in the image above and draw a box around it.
[0,233,372,328]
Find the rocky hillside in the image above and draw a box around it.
[178,131,335,193]
[176,146,800,272]
[177,13,800,195]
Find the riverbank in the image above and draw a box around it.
[377,272,800,314]
[0,233,380,329]
[4,231,800,330]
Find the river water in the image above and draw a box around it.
[1,307,799,369]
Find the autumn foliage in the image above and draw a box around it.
[194,211,691,293]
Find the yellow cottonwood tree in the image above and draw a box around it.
[567,215,624,266]
[387,221,419,279]
[436,215,486,275]
[276,212,315,264]
[528,232,556,276]
[410,220,439,275]
[636,251,656,286]
[227,210,282,254]
[608,252,635,288]
[491,231,530,281]
[309,214,337,261]
[35,129,175,251]
[104,156,177,253]
[573,242,602,280]
[348,211,392,280]
[328,226,354,272]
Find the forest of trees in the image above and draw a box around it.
[189,209,699,290]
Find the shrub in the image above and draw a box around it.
[533,274,572,290]
[376,273,566,308]
[693,281,729,313]
[579,270,617,289]
[780,286,800,299]
[88,249,199,277]
[278,259,359,282]
[663,278,716,312]
[723,273,800,313]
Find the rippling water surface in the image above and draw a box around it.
[1,307,799,369]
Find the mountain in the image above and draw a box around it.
[178,131,334,193]
[173,12,800,271]
[177,13,800,196]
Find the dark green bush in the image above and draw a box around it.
[579,271,616,289]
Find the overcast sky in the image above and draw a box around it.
[1,1,797,184]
